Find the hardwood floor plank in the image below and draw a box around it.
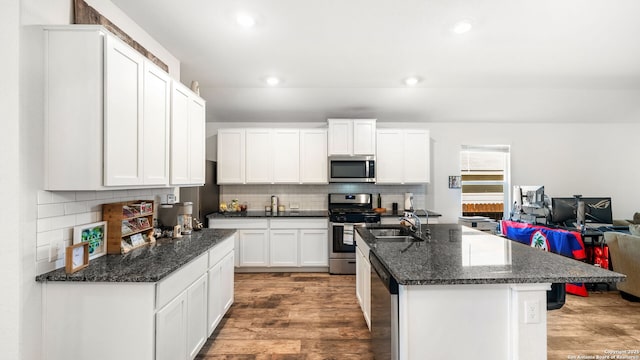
[198,273,640,359]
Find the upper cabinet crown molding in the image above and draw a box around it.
[327,119,376,156]
[42,26,203,190]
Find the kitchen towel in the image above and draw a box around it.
[343,224,354,245]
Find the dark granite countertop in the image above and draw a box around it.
[379,209,441,217]
[35,229,236,283]
[207,210,328,218]
[357,224,626,286]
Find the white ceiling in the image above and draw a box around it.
[111,0,640,123]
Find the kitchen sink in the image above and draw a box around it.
[368,227,426,242]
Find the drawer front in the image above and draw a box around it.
[269,218,328,229]
[209,218,269,229]
[156,253,208,309]
[208,234,235,267]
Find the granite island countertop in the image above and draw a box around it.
[35,229,236,283]
[357,224,626,286]
[207,210,328,218]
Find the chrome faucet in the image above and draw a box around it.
[400,211,422,238]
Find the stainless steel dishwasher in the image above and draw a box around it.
[370,252,399,360]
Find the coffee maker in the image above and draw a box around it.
[158,202,193,235]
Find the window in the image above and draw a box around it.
[460,145,510,221]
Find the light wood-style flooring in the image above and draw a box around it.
[196,273,640,359]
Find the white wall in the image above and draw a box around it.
[17,2,182,359]
[1,1,21,359]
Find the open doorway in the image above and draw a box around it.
[460,145,510,221]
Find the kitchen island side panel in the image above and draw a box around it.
[399,283,549,360]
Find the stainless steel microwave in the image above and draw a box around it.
[328,156,376,183]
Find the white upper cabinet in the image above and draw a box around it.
[188,96,206,184]
[376,129,430,184]
[328,119,376,156]
[142,62,171,185]
[300,129,328,184]
[170,81,206,186]
[273,129,300,184]
[217,129,246,184]
[43,26,172,190]
[403,129,430,183]
[104,35,144,186]
[376,129,404,183]
[245,129,274,183]
[217,128,326,184]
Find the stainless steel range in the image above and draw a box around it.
[329,193,380,274]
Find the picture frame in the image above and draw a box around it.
[449,175,461,189]
[73,221,107,260]
[65,242,89,274]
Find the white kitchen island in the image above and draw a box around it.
[356,224,625,360]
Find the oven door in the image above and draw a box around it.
[329,222,359,257]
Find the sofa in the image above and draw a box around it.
[604,232,640,301]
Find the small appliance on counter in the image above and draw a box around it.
[404,192,414,211]
[158,202,194,236]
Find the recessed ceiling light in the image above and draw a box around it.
[236,13,256,28]
[264,76,281,86]
[451,19,473,34]
[404,76,421,86]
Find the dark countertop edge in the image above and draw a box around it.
[356,225,626,286]
[207,210,328,218]
[399,276,626,286]
[35,229,237,283]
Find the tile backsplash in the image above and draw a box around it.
[220,184,427,212]
[35,188,175,275]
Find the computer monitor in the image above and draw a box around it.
[550,196,613,226]
[520,185,545,208]
[581,197,613,225]
[551,197,576,225]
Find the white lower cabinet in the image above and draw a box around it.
[355,233,371,330]
[156,274,207,360]
[42,234,235,360]
[207,246,235,336]
[300,229,329,266]
[270,229,299,266]
[186,275,208,359]
[156,292,188,360]
[209,218,328,269]
[239,230,270,266]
